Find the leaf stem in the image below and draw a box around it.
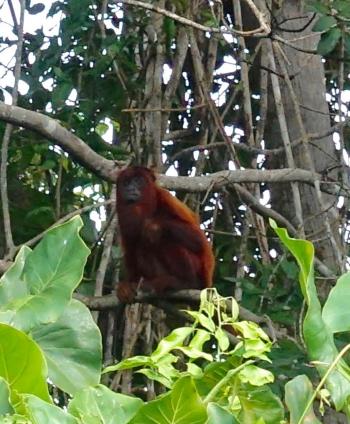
[297,343,350,424]
[204,359,255,404]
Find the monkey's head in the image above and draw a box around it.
[117,166,157,205]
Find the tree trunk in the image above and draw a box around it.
[262,0,344,273]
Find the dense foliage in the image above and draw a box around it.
[0,0,350,422]
[0,219,350,422]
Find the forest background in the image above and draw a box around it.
[0,0,350,422]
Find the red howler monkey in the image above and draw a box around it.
[116,166,214,302]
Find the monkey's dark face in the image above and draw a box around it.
[119,174,146,204]
[117,166,157,206]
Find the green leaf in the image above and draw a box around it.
[0,377,13,416]
[95,122,109,137]
[103,356,151,373]
[0,324,50,404]
[130,376,207,424]
[196,356,241,397]
[189,329,211,351]
[155,353,180,379]
[333,0,350,18]
[177,346,213,361]
[243,340,270,358]
[187,363,203,378]
[20,394,78,424]
[40,160,56,171]
[322,272,350,333]
[68,385,143,424]
[215,328,230,351]
[232,321,270,342]
[52,82,72,108]
[110,119,120,133]
[186,311,216,332]
[0,311,15,325]
[207,403,238,424]
[238,385,284,424]
[306,1,329,14]
[285,375,321,424]
[0,247,31,305]
[151,327,193,361]
[10,217,90,332]
[137,369,173,388]
[0,414,30,423]
[271,220,350,410]
[238,365,274,386]
[345,34,350,55]
[31,300,102,395]
[317,28,341,55]
[312,16,337,32]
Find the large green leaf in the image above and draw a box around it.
[317,28,341,55]
[20,394,78,424]
[285,375,321,424]
[31,300,102,395]
[238,384,284,424]
[0,324,50,404]
[9,217,90,332]
[272,220,350,410]
[322,272,350,333]
[130,376,207,424]
[207,403,238,424]
[0,377,13,416]
[0,247,31,305]
[312,16,337,32]
[68,384,143,424]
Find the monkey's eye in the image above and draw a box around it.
[122,175,144,189]
[131,176,144,187]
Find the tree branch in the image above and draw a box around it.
[0,102,347,197]
[118,0,269,36]
[0,102,116,181]
[73,289,287,341]
[160,168,344,194]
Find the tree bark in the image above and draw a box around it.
[262,0,343,273]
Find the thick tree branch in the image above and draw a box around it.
[0,103,347,197]
[73,289,287,341]
[160,169,344,194]
[0,102,116,181]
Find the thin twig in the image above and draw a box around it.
[243,0,271,34]
[117,0,269,36]
[93,188,118,322]
[7,0,18,31]
[267,40,304,235]
[55,162,63,219]
[122,103,207,113]
[233,0,270,264]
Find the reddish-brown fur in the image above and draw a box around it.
[116,166,214,302]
